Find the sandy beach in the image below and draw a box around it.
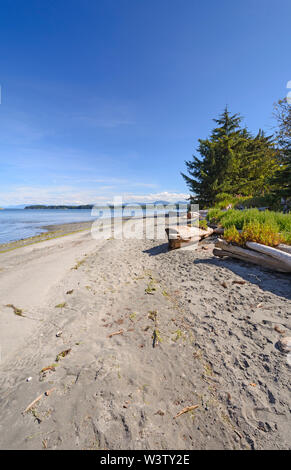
[0,218,290,450]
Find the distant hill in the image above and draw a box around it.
[24,201,188,210]
[25,205,94,210]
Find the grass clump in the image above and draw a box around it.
[55,302,67,308]
[145,281,156,294]
[206,208,224,224]
[199,219,208,230]
[148,310,158,322]
[224,221,286,247]
[207,208,291,246]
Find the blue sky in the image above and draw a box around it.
[0,0,290,206]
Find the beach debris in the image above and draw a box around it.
[172,329,184,342]
[274,325,286,335]
[214,239,291,273]
[193,350,202,359]
[22,387,56,415]
[44,387,56,396]
[55,302,66,308]
[6,304,25,317]
[221,281,228,289]
[232,280,246,285]
[165,225,213,250]
[66,289,74,295]
[278,336,291,353]
[129,312,137,321]
[145,281,156,294]
[276,244,291,254]
[56,349,71,362]
[173,404,199,419]
[108,329,124,338]
[72,259,86,270]
[154,410,165,416]
[152,329,162,348]
[40,364,57,374]
[26,377,32,382]
[56,330,63,337]
[234,430,243,439]
[249,383,257,387]
[148,310,158,322]
[22,393,44,414]
[152,329,158,348]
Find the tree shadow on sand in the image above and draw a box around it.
[143,243,169,256]
[194,256,291,301]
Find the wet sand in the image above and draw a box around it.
[0,220,94,253]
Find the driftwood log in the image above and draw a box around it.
[214,239,291,272]
[246,241,291,267]
[277,244,291,255]
[165,225,213,250]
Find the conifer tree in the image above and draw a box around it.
[182,107,279,207]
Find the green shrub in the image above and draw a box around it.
[222,210,291,246]
[224,221,285,247]
[199,219,208,230]
[206,208,225,224]
[223,225,241,245]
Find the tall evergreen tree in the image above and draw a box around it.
[182,107,279,207]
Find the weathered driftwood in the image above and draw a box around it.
[213,247,287,272]
[214,239,291,272]
[165,225,213,250]
[277,244,291,255]
[213,227,224,234]
[246,241,291,267]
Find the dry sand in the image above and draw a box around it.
[0,217,290,450]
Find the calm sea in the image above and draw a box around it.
[0,209,99,244]
[0,207,180,244]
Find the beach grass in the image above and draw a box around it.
[207,208,291,244]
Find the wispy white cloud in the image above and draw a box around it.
[122,192,189,202]
[0,186,189,206]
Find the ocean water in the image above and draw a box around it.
[0,206,180,244]
[0,209,99,244]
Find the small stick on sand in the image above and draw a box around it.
[23,387,56,414]
[22,393,44,414]
[173,404,199,419]
[45,387,56,396]
[108,329,124,338]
